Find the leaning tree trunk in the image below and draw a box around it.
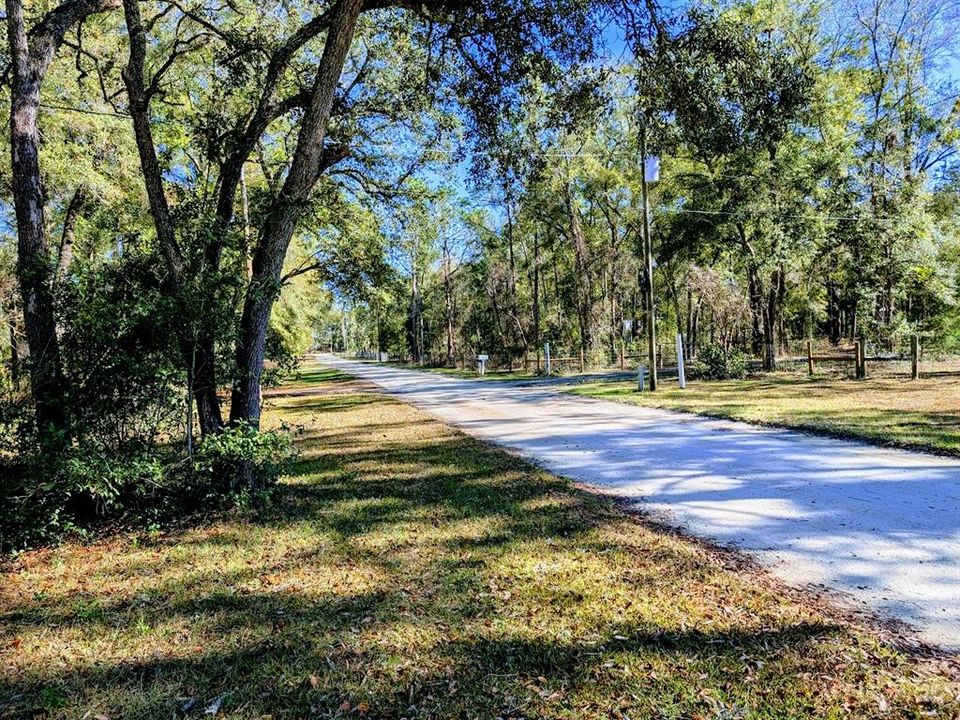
[230,0,363,430]
[57,185,87,280]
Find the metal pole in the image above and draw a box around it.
[676,333,686,389]
[545,342,551,376]
[639,123,658,391]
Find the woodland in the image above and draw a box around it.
[1,0,958,548]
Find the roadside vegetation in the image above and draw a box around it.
[568,371,960,456]
[2,367,958,719]
[3,0,958,558]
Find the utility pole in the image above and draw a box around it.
[639,121,658,391]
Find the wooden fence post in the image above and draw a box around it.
[619,343,625,370]
[579,347,585,373]
[806,341,814,377]
[854,340,863,379]
[911,335,920,380]
[545,343,551,376]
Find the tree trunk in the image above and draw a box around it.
[57,185,87,280]
[564,183,592,358]
[746,263,764,357]
[776,263,787,354]
[505,200,520,361]
[532,232,542,371]
[690,296,701,359]
[602,204,620,364]
[763,267,784,371]
[739,227,764,359]
[443,242,454,366]
[826,280,841,345]
[122,0,224,438]
[4,0,93,438]
[230,0,363,428]
[409,255,421,365]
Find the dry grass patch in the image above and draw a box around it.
[1,364,958,719]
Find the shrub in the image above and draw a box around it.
[726,348,748,379]
[190,423,296,502]
[57,251,184,451]
[690,344,747,380]
[0,417,295,553]
[1,247,298,553]
[0,439,164,550]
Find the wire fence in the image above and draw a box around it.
[359,334,960,381]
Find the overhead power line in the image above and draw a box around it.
[40,103,130,118]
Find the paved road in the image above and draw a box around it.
[317,355,960,649]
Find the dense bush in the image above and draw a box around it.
[57,250,183,450]
[0,421,294,552]
[0,247,303,553]
[690,343,748,380]
[191,422,295,499]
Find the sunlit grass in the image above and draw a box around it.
[1,365,957,718]
[567,373,960,456]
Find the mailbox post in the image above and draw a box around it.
[476,354,489,376]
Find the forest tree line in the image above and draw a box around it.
[334,0,959,374]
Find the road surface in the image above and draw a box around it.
[315,355,960,649]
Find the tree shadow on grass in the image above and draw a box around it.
[0,388,948,719]
[0,615,843,719]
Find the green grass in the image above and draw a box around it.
[2,365,958,718]
[567,373,960,456]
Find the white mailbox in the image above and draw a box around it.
[476,354,489,376]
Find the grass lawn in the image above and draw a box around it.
[567,373,960,457]
[2,364,958,719]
